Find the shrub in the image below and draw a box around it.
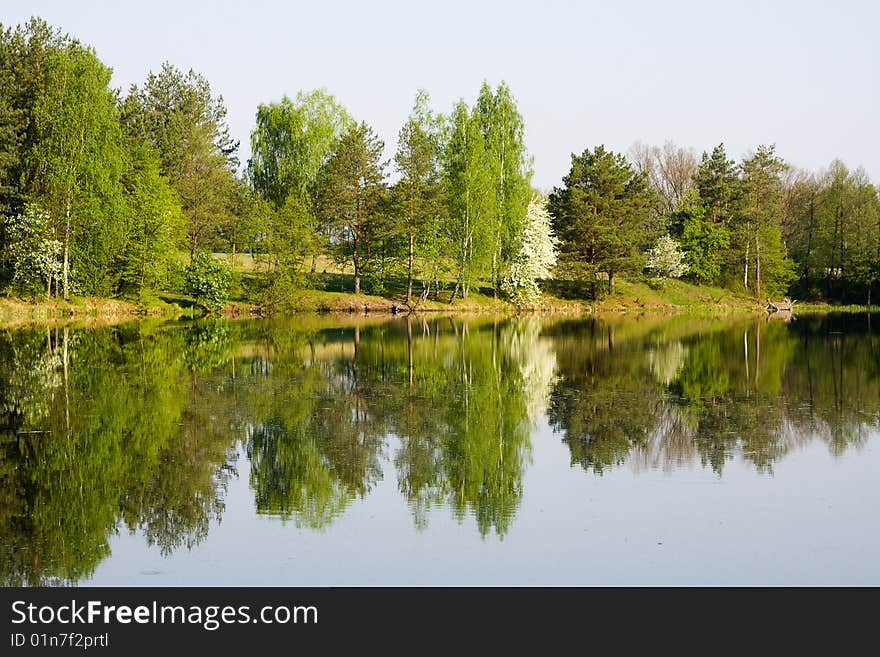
[184,251,232,313]
[646,235,689,280]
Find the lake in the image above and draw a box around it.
[2,312,879,586]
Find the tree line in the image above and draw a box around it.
[2,17,878,308]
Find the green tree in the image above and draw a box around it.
[125,63,238,258]
[249,90,353,275]
[781,170,823,296]
[739,145,796,298]
[394,90,443,305]
[676,189,730,284]
[29,39,124,299]
[693,143,741,228]
[249,89,352,210]
[184,251,232,313]
[316,122,387,294]
[442,100,493,301]
[0,19,69,220]
[549,145,656,296]
[118,141,183,297]
[692,143,742,287]
[475,82,532,297]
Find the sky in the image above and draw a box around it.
[4,0,878,190]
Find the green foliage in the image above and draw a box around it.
[549,145,657,296]
[394,90,444,303]
[316,122,387,294]
[675,189,731,284]
[442,100,494,299]
[694,143,741,227]
[30,37,125,298]
[0,19,197,302]
[118,141,183,297]
[784,161,880,303]
[250,89,352,210]
[124,62,238,256]
[0,18,70,218]
[474,82,533,296]
[739,145,797,297]
[184,251,232,313]
[439,83,532,301]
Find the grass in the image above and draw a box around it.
[787,301,880,314]
[11,255,868,325]
[588,278,761,315]
[0,296,142,326]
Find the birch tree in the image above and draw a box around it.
[442,101,492,301]
[475,82,532,297]
[31,40,123,299]
[394,90,443,304]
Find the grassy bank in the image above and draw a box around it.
[783,301,880,314]
[8,277,872,326]
[0,295,190,326]
[585,279,761,315]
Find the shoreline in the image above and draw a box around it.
[0,292,873,328]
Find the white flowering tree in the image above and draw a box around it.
[502,195,558,305]
[645,235,689,280]
[4,203,63,297]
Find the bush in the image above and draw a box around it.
[646,235,689,280]
[184,251,232,313]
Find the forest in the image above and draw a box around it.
[2,17,879,312]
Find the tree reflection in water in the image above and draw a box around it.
[0,312,877,583]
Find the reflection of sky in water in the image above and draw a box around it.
[91,424,880,586]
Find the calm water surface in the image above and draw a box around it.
[2,313,879,585]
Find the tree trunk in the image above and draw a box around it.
[353,228,361,294]
[407,231,414,305]
[141,228,148,292]
[449,280,460,304]
[608,271,615,294]
[755,232,762,299]
[63,192,71,301]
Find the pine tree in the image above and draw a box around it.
[125,63,238,259]
[316,122,386,294]
[739,145,796,298]
[549,145,656,296]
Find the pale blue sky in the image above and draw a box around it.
[4,0,878,189]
